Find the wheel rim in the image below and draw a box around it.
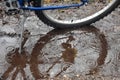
[41,0,116,24]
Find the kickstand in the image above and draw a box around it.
[19,11,28,54]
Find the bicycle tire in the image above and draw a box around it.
[34,0,119,28]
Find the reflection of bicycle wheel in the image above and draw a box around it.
[34,0,119,28]
[30,26,108,79]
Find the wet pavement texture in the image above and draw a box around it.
[0,6,120,80]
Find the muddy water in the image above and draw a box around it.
[0,25,120,80]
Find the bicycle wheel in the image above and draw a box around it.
[34,0,119,28]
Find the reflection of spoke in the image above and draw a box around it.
[49,36,68,42]
[1,65,15,79]
[46,57,62,73]
[12,67,19,80]
[41,52,50,63]
[21,69,26,80]
[55,64,71,77]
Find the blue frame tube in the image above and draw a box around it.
[18,0,88,11]
[18,0,24,6]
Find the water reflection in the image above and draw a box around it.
[61,36,77,63]
[0,26,108,80]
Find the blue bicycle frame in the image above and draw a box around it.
[18,0,88,10]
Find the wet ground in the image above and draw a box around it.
[0,6,120,80]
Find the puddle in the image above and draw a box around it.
[1,25,120,80]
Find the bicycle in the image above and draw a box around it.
[1,0,120,28]
[0,0,119,79]
[0,0,119,56]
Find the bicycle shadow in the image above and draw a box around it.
[0,25,108,80]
